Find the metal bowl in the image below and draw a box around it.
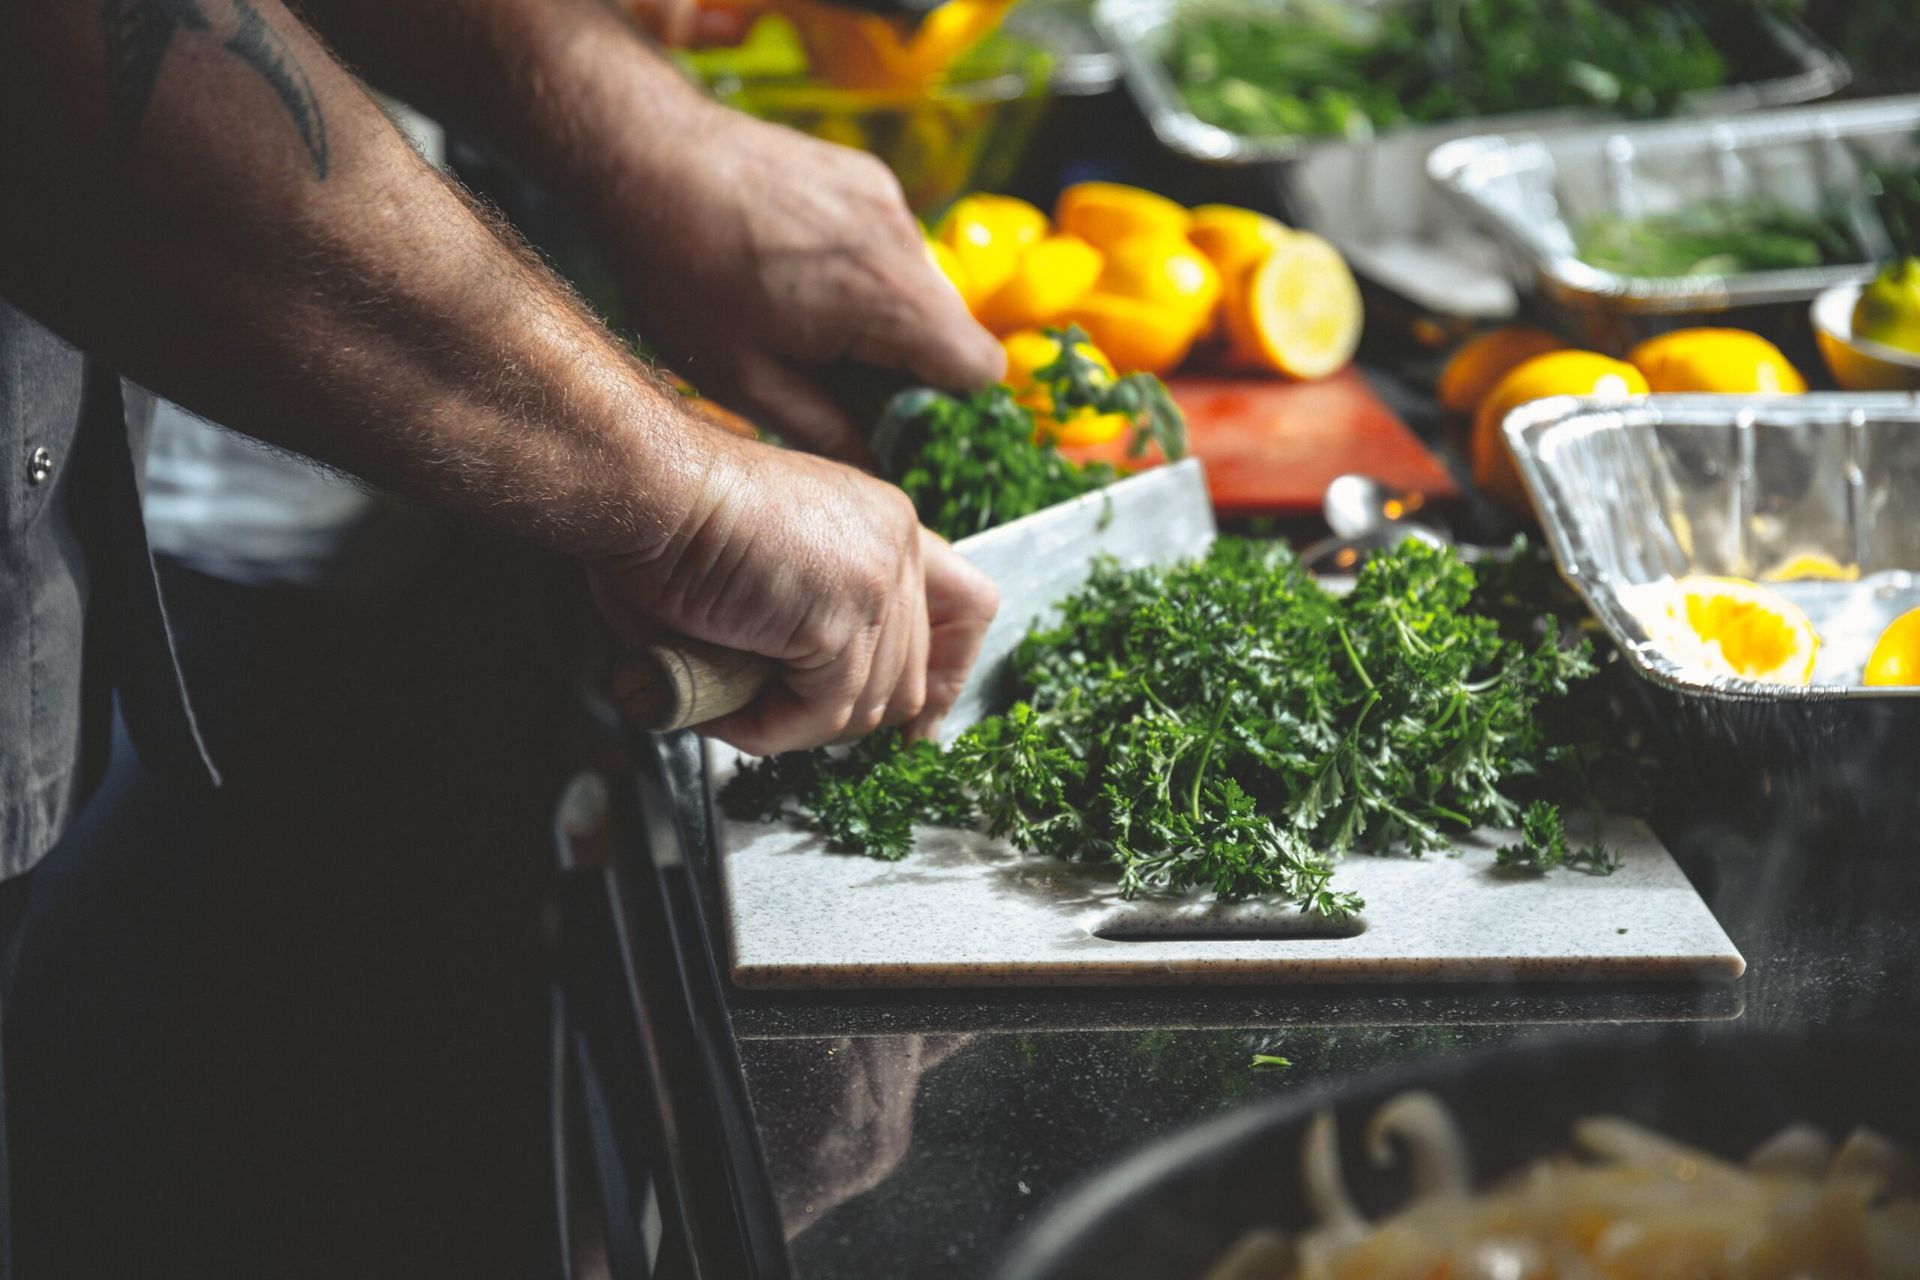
[993,1026,1920,1280]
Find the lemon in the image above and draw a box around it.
[978,234,1104,335]
[1001,329,1113,392]
[1094,234,1221,332]
[1223,232,1363,381]
[1472,351,1648,515]
[1064,292,1201,376]
[926,239,970,301]
[1761,552,1859,583]
[1437,326,1566,416]
[1039,406,1130,447]
[1864,606,1920,686]
[1055,182,1192,252]
[1186,205,1292,283]
[1627,576,1819,686]
[1852,259,1920,356]
[936,194,1049,308]
[1625,328,1808,393]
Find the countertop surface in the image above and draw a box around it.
[662,718,1920,1280]
[643,360,1920,1280]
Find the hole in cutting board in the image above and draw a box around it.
[1092,908,1365,943]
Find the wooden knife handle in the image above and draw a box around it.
[611,638,776,732]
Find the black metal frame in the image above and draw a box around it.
[546,686,790,1280]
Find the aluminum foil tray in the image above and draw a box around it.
[1091,0,1848,320]
[1505,392,1920,849]
[1430,96,1920,351]
[1506,392,1920,701]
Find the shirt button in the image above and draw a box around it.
[27,446,54,486]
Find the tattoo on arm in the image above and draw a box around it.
[102,0,330,179]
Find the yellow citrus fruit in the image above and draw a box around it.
[1626,576,1818,686]
[1094,234,1221,333]
[1001,328,1113,391]
[1473,352,1648,514]
[1438,326,1567,416]
[1064,292,1201,375]
[1187,205,1292,282]
[1055,182,1192,252]
[936,194,1049,308]
[977,234,1104,334]
[1626,328,1808,394]
[926,239,970,301]
[1864,606,1920,686]
[1762,552,1859,583]
[1223,232,1363,381]
[1039,406,1130,447]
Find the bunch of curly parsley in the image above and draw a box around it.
[723,539,1633,920]
[888,326,1186,541]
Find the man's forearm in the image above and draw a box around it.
[0,0,711,558]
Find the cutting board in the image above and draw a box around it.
[713,748,1744,991]
[1061,370,1462,518]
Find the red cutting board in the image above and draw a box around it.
[1062,369,1461,517]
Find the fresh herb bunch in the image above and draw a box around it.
[1166,0,1741,141]
[1577,198,1866,277]
[890,327,1187,542]
[723,538,1619,919]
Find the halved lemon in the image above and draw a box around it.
[1627,576,1818,686]
[1222,232,1362,381]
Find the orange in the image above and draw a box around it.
[1864,606,1920,686]
[1094,234,1221,332]
[977,234,1104,334]
[999,329,1123,441]
[1223,232,1362,380]
[1473,351,1648,513]
[1187,205,1292,282]
[1626,328,1808,394]
[1055,182,1191,252]
[935,194,1049,308]
[1064,292,1201,375]
[1438,326,1566,415]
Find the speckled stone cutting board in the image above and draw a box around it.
[712,750,1745,990]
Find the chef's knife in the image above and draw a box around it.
[613,375,1216,735]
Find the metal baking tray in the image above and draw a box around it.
[1506,392,1920,851]
[1091,0,1850,320]
[1431,96,1920,352]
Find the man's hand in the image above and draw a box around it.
[587,437,997,754]
[594,105,1006,463]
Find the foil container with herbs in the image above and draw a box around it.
[1090,0,1848,321]
[1505,393,1920,848]
[1431,96,1920,353]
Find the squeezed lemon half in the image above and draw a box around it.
[1626,576,1819,687]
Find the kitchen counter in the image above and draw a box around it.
[647,700,1920,1279]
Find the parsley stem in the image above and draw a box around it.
[1335,623,1374,690]
[1188,695,1233,820]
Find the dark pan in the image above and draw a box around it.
[993,1025,1920,1280]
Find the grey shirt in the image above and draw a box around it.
[0,300,216,878]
